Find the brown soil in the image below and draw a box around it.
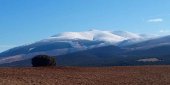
[0,66,170,85]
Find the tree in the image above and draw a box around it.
[31,55,56,67]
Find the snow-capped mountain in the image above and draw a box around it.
[0,30,163,65]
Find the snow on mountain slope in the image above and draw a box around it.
[125,35,170,50]
[51,32,93,40]
[113,31,142,39]
[51,29,126,43]
[113,31,160,46]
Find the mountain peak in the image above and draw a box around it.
[50,30,126,43]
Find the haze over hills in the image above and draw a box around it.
[0,29,170,67]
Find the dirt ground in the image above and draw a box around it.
[0,66,170,85]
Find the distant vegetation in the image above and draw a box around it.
[31,55,56,67]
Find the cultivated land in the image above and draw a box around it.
[0,66,170,85]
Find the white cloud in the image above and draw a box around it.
[147,18,163,23]
[159,30,170,33]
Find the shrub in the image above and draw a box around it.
[31,55,56,67]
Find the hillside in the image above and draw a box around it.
[2,45,170,67]
[0,66,170,85]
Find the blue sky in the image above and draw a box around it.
[0,0,170,52]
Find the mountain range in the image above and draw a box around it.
[0,29,170,67]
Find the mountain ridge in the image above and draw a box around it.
[0,30,169,66]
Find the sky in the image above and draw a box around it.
[0,0,170,52]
